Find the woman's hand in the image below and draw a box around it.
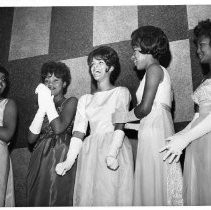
[159,134,190,163]
[55,161,73,176]
[35,83,52,111]
[105,156,119,171]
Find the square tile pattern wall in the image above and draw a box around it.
[5,5,211,148]
[1,5,211,206]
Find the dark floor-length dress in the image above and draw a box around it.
[27,98,77,206]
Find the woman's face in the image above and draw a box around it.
[90,58,111,82]
[131,47,148,70]
[196,36,211,64]
[44,73,66,96]
[0,72,6,96]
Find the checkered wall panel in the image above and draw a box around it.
[0,5,211,147]
[9,7,52,60]
[93,6,138,46]
[187,5,211,30]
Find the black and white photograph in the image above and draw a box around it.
[0,0,211,207]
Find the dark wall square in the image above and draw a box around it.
[49,7,93,59]
[0,7,14,64]
[138,5,188,42]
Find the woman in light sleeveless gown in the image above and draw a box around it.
[112,26,183,206]
[160,19,211,205]
[0,65,17,206]
[56,46,134,206]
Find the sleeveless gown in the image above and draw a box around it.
[133,66,183,205]
[27,98,77,206]
[0,99,15,207]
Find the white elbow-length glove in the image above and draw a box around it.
[106,129,125,171]
[29,83,51,134]
[55,137,82,176]
[175,112,199,135]
[29,109,45,135]
[160,112,211,163]
[45,95,59,123]
[35,83,59,123]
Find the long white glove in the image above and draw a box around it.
[160,112,199,160]
[55,137,82,176]
[45,95,59,123]
[29,109,45,134]
[159,112,211,163]
[35,83,59,123]
[29,84,51,134]
[106,129,125,171]
[175,112,199,135]
[180,112,211,142]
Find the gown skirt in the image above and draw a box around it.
[73,131,134,206]
[183,111,211,205]
[133,104,183,206]
[0,140,15,207]
[27,114,76,206]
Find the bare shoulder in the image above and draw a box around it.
[146,64,163,81]
[5,98,17,112]
[63,97,78,108]
[66,96,78,104]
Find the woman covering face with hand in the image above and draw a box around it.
[27,61,77,206]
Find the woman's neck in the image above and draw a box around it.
[145,58,159,70]
[97,80,114,92]
[54,94,65,104]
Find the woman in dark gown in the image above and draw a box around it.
[27,61,77,206]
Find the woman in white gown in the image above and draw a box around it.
[112,25,183,206]
[160,19,211,205]
[55,46,134,206]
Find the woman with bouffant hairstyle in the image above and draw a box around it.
[113,26,183,206]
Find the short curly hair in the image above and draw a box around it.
[193,19,211,45]
[41,61,71,94]
[87,46,121,85]
[131,25,171,67]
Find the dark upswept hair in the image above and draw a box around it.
[131,25,171,68]
[41,61,71,94]
[87,46,121,85]
[193,19,211,45]
[0,64,10,96]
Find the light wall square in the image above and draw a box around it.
[62,56,91,99]
[9,7,51,60]
[93,6,138,46]
[187,5,211,30]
